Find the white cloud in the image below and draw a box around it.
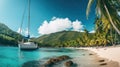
[38,17,84,35]
[52,16,57,20]
[80,30,84,32]
[72,20,83,31]
[17,28,29,36]
[89,30,95,33]
[24,28,29,36]
[118,12,120,16]
[17,27,39,37]
[17,28,22,33]
[30,34,37,38]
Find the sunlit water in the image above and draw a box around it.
[0,46,88,67]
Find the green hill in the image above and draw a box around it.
[32,31,93,47]
[0,23,23,46]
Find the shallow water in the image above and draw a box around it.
[0,46,88,67]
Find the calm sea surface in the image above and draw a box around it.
[0,46,88,67]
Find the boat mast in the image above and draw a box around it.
[28,0,30,38]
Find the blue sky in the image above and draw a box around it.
[0,0,96,37]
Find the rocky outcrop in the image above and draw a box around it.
[64,61,74,67]
[22,61,42,67]
[100,63,107,66]
[89,53,93,55]
[43,55,71,67]
[22,55,72,67]
[98,59,105,62]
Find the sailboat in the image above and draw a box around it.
[18,0,38,50]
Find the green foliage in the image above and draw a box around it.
[32,28,120,47]
[86,0,120,35]
[85,0,120,47]
[0,23,23,46]
[0,34,17,46]
[31,31,95,47]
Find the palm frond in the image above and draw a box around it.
[96,0,101,17]
[86,0,94,19]
[102,0,120,35]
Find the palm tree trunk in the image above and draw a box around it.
[103,2,120,35]
[110,26,114,46]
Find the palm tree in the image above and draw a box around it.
[86,0,120,35]
[91,17,111,46]
[82,29,91,46]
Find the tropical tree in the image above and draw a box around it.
[86,0,120,35]
[86,17,110,46]
[81,29,91,46]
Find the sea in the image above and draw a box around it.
[0,46,88,67]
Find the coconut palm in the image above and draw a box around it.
[86,0,120,35]
[82,29,91,46]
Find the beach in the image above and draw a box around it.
[77,46,120,67]
[21,47,119,67]
[39,48,120,67]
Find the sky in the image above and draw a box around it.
[0,0,96,37]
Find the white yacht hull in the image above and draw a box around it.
[18,42,38,50]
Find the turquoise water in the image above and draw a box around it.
[0,46,87,67]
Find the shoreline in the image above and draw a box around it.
[76,46,120,67]
[52,48,120,67]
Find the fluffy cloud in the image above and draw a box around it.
[72,20,83,31]
[38,17,84,35]
[17,28,29,36]
[118,12,120,16]
[24,28,29,36]
[17,28,22,33]
[89,30,95,33]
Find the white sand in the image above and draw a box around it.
[79,46,120,65]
